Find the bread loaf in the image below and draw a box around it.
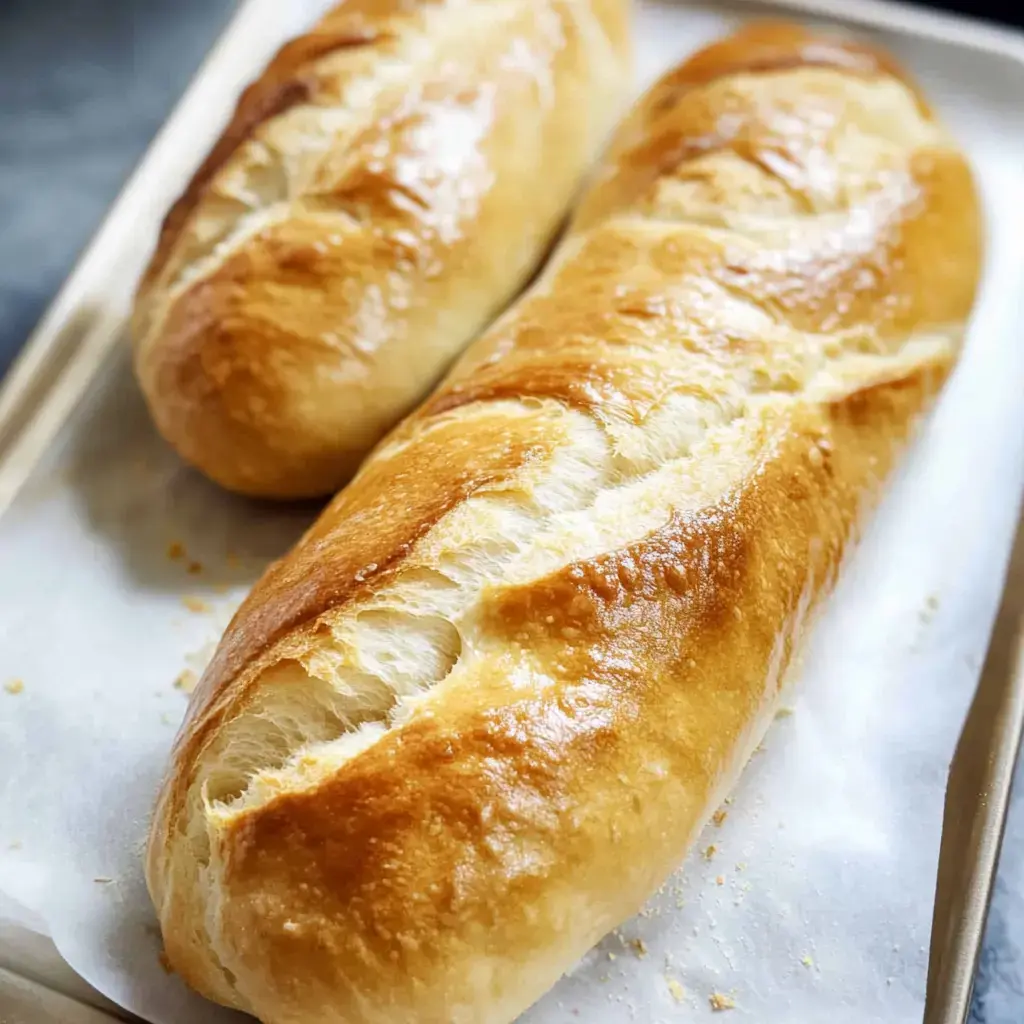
[132,0,631,498]
[147,23,982,1023]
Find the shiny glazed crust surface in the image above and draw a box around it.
[132,0,632,498]
[147,22,982,1024]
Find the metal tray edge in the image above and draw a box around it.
[0,0,261,520]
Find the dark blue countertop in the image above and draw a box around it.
[0,1,1021,1020]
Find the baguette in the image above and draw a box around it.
[147,22,982,1023]
[132,0,631,498]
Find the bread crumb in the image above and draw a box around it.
[712,809,728,827]
[182,596,210,614]
[917,594,941,625]
[174,669,198,694]
[801,954,814,968]
[775,706,794,719]
[4,679,23,695]
[167,542,185,561]
[716,875,725,886]
[709,992,736,1011]
[703,844,717,861]
[666,978,685,1003]
[608,951,617,961]
[736,862,747,872]
[724,796,734,806]
[93,877,113,884]
[630,938,648,959]
[187,561,203,576]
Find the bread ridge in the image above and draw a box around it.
[133,0,631,498]
[148,22,982,1024]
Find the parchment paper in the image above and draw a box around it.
[2,2,1024,1021]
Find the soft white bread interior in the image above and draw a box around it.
[132,0,631,498]
[147,22,982,1024]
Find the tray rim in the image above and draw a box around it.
[1,1,1023,1022]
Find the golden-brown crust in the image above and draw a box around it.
[148,23,982,1024]
[189,407,560,717]
[143,18,391,289]
[133,0,632,498]
[210,366,943,1017]
[646,21,929,112]
[425,144,977,423]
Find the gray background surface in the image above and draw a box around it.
[0,1,1020,1020]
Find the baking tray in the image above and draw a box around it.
[1,0,1023,1022]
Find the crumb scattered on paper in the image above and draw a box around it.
[724,796,734,806]
[187,561,203,576]
[716,875,725,886]
[666,977,685,1003]
[630,939,647,959]
[712,809,728,827]
[93,877,113,884]
[160,712,176,726]
[775,706,794,719]
[709,992,736,1011]
[736,861,747,872]
[4,679,23,695]
[703,844,717,861]
[182,596,211,614]
[174,669,198,695]
[167,542,185,561]
[801,954,814,968]
[607,951,617,961]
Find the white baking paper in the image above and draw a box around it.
[2,2,1024,1021]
